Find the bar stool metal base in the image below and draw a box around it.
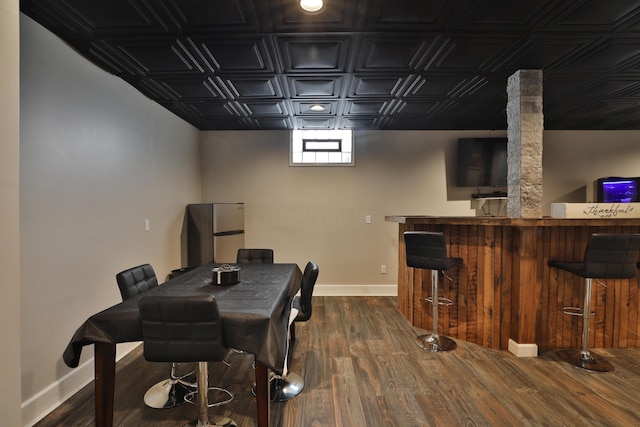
[183,361,236,427]
[183,415,238,427]
[144,379,195,409]
[416,333,456,352]
[556,349,615,372]
[250,372,304,402]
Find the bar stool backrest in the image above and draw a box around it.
[404,231,462,271]
[138,295,227,363]
[582,233,640,279]
[116,264,158,301]
[294,261,319,323]
[236,248,274,264]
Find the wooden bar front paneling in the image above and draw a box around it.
[387,216,640,351]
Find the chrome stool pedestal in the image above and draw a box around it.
[183,361,236,427]
[144,362,196,409]
[555,277,614,372]
[415,268,457,352]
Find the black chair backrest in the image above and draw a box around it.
[236,248,274,264]
[138,295,227,363]
[294,261,319,323]
[582,233,640,279]
[404,231,462,271]
[116,264,158,301]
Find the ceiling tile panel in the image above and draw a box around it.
[64,0,156,30]
[563,41,640,71]
[368,0,450,28]
[357,38,431,71]
[190,37,273,73]
[224,76,283,98]
[295,117,337,129]
[169,0,259,29]
[157,78,226,100]
[115,39,203,75]
[254,117,293,129]
[289,77,343,97]
[393,100,439,115]
[350,76,405,97]
[434,37,516,71]
[242,100,289,115]
[344,100,388,115]
[462,0,555,27]
[557,0,640,26]
[279,36,350,72]
[340,117,380,129]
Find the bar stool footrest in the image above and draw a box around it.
[425,296,454,306]
[185,387,234,408]
[562,306,594,316]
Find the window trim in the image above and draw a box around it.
[290,130,354,166]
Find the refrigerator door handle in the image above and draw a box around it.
[212,230,245,237]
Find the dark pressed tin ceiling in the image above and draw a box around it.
[20,0,640,131]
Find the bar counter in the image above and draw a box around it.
[386,215,640,354]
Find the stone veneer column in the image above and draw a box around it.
[506,70,544,218]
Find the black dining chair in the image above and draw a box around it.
[233,248,275,357]
[404,231,463,352]
[236,248,274,264]
[258,261,319,402]
[116,264,195,409]
[548,233,640,372]
[138,295,237,427]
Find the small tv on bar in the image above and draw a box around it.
[456,137,508,187]
[595,177,640,203]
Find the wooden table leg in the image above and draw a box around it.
[94,342,116,427]
[254,359,271,427]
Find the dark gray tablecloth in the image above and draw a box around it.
[63,263,302,374]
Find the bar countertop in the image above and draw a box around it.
[385,215,640,226]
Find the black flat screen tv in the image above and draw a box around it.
[456,138,508,187]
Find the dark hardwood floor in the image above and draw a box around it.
[37,297,640,426]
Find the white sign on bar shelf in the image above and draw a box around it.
[551,202,640,219]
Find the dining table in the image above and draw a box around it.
[62,262,303,427]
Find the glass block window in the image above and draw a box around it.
[290,129,354,166]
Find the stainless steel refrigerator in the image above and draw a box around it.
[186,203,245,266]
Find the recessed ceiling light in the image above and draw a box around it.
[310,104,326,111]
[300,0,324,13]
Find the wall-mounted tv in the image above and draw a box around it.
[456,138,508,187]
[595,177,640,203]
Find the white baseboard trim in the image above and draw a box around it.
[22,342,139,427]
[313,284,397,296]
[508,338,539,358]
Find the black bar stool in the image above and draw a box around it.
[250,261,319,402]
[138,295,237,427]
[548,233,640,372]
[404,231,462,352]
[116,264,196,409]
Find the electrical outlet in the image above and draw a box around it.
[381,264,386,274]
[144,219,150,232]
[365,215,371,224]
